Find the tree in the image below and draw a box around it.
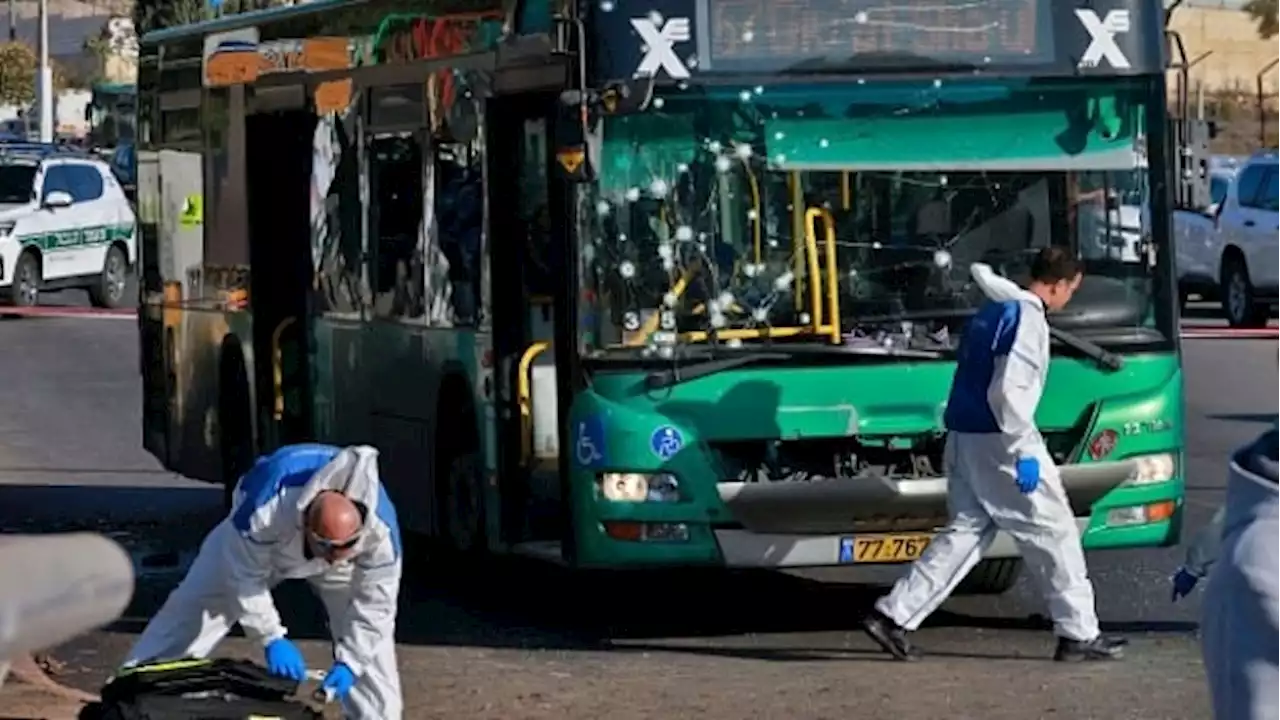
[133,0,204,36]
[1243,0,1278,39]
[0,42,69,106]
[132,0,293,34]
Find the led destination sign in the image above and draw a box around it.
[704,0,1053,69]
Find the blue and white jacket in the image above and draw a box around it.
[943,263,1051,461]
[225,443,401,678]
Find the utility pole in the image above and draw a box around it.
[37,0,51,142]
[7,0,14,42]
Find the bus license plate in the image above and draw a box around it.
[839,533,933,563]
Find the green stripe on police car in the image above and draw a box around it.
[18,223,134,253]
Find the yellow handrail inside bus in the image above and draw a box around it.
[742,158,762,265]
[518,341,552,466]
[271,316,296,421]
[670,207,843,346]
[789,172,804,309]
[805,207,842,344]
[629,258,701,345]
[802,209,823,332]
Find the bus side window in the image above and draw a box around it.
[435,143,484,326]
[518,118,555,299]
[369,133,425,322]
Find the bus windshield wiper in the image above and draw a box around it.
[644,352,791,390]
[644,345,944,390]
[853,308,1124,372]
[968,263,1125,372]
[1047,326,1125,372]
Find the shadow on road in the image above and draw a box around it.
[0,480,1198,668]
[0,482,222,527]
[1205,412,1278,424]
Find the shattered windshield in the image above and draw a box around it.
[577,77,1167,357]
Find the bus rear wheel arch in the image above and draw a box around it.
[434,373,486,554]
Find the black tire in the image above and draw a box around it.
[10,250,39,307]
[89,244,130,309]
[1220,254,1268,329]
[434,383,486,555]
[956,558,1022,595]
[218,350,254,511]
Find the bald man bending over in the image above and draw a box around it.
[123,444,403,719]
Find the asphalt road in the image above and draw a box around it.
[0,313,1273,719]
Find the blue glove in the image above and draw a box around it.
[1015,457,1040,494]
[321,662,356,701]
[1171,567,1201,602]
[264,637,306,681]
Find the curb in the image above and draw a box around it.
[0,306,136,320]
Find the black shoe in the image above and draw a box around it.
[1053,634,1128,662]
[861,609,923,661]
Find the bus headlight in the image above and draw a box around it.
[1123,453,1177,487]
[598,473,681,503]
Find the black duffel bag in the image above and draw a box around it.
[78,657,323,719]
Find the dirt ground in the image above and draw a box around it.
[13,632,1210,720]
[22,561,1212,720]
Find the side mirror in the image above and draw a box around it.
[43,190,72,209]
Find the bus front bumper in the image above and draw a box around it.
[574,456,1183,570]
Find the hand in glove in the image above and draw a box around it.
[1171,567,1201,602]
[320,662,356,701]
[264,637,306,681]
[1015,457,1040,494]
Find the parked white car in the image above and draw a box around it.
[1174,151,1278,327]
[0,145,136,308]
[1176,167,1233,297]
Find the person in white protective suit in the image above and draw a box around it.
[122,443,403,719]
[862,247,1127,662]
[1200,426,1278,720]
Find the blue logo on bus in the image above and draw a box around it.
[649,425,684,461]
[573,415,607,468]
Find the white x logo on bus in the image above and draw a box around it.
[1075,9,1132,70]
[631,15,692,79]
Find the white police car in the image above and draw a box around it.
[0,145,136,308]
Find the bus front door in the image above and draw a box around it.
[245,107,318,448]
[485,92,566,552]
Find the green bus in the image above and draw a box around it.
[87,82,138,149]
[138,0,1185,593]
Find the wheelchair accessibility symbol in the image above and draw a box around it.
[649,425,684,461]
[574,415,607,468]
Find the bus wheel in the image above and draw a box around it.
[434,394,486,555]
[956,558,1022,595]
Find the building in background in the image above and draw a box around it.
[0,0,135,85]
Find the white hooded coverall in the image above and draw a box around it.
[875,264,1100,642]
[1200,427,1278,720]
[124,443,404,720]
